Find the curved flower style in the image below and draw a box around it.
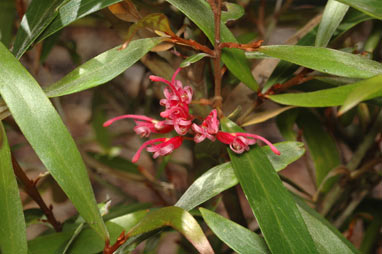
[192,109,219,143]
[216,131,281,155]
[103,114,172,137]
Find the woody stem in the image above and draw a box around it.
[12,154,62,232]
[209,0,223,110]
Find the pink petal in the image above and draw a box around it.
[132,138,166,163]
[237,133,281,155]
[103,114,154,127]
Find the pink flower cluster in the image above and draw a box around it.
[103,68,280,163]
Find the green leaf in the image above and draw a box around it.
[316,0,349,47]
[221,118,318,254]
[128,207,214,254]
[0,42,108,239]
[264,9,372,93]
[24,208,46,227]
[166,0,258,90]
[200,208,270,254]
[0,0,15,48]
[295,197,360,254]
[176,141,305,211]
[268,75,382,107]
[259,45,382,79]
[177,150,359,254]
[262,27,317,93]
[221,2,244,23]
[336,0,382,19]
[0,122,27,254]
[264,141,306,171]
[176,162,235,211]
[334,8,372,40]
[38,0,122,42]
[28,210,148,254]
[180,53,210,68]
[241,106,295,126]
[276,109,299,141]
[339,75,382,114]
[12,0,66,59]
[296,111,341,190]
[45,38,162,97]
[69,210,149,254]
[28,231,75,254]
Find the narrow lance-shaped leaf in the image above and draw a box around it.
[315,0,349,47]
[339,75,382,114]
[180,53,210,68]
[29,210,149,254]
[258,45,382,79]
[176,141,306,211]
[221,118,318,254]
[166,0,258,90]
[45,38,162,97]
[295,196,360,254]
[12,0,66,59]
[241,106,295,127]
[221,2,244,23]
[176,153,359,254]
[0,122,27,254]
[127,206,214,254]
[200,208,270,254]
[335,0,382,19]
[268,75,382,107]
[263,9,373,93]
[38,0,123,42]
[0,42,108,239]
[69,210,149,254]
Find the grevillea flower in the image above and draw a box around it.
[192,109,219,143]
[103,114,172,137]
[216,131,281,155]
[104,68,280,163]
[131,136,183,162]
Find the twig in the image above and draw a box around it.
[219,40,264,51]
[15,0,26,19]
[167,36,214,56]
[207,0,223,114]
[104,231,129,254]
[12,155,62,232]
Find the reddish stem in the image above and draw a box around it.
[167,36,214,56]
[219,40,264,51]
[103,231,129,254]
[207,0,223,114]
[12,155,62,232]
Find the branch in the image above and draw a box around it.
[208,0,223,114]
[12,155,62,232]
